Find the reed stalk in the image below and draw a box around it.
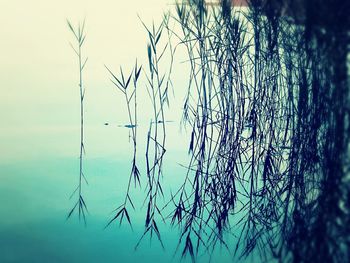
[67,19,89,225]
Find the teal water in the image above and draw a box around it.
[0,122,263,262]
[0,130,244,263]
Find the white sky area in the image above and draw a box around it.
[0,0,194,160]
[0,0,173,125]
[0,0,248,161]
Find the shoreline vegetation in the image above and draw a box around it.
[67,1,350,262]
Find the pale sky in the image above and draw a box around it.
[0,0,170,125]
[0,0,247,161]
[0,0,190,160]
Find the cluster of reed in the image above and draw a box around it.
[165,1,350,262]
[106,17,176,248]
[66,0,350,262]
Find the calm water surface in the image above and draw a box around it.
[0,125,252,262]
